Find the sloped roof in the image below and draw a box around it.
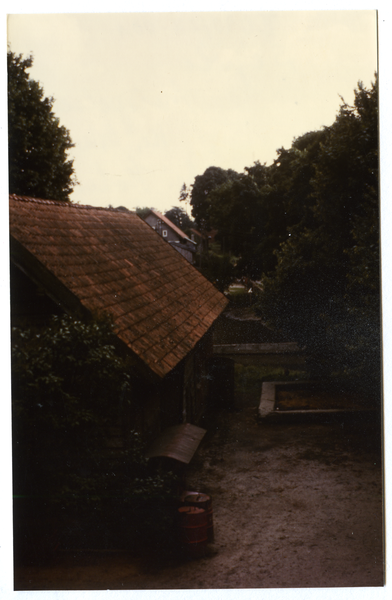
[190,228,205,239]
[9,195,228,378]
[146,209,195,244]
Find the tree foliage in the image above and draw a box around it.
[164,206,194,233]
[208,173,265,275]
[184,78,380,393]
[260,78,380,393]
[179,182,190,203]
[198,252,235,293]
[12,314,131,505]
[12,314,179,553]
[207,131,328,278]
[12,315,177,512]
[135,206,152,219]
[8,50,77,201]
[189,166,239,230]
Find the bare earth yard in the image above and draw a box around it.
[14,307,384,590]
[15,402,383,590]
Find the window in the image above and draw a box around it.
[162,230,167,237]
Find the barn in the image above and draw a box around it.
[9,194,229,447]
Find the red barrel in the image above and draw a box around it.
[183,493,214,543]
[180,490,200,503]
[177,506,207,558]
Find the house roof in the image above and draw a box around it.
[9,194,228,378]
[146,209,195,244]
[190,228,218,240]
[190,228,204,239]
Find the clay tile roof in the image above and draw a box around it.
[9,194,228,378]
[147,209,195,243]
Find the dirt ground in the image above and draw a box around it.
[14,398,384,590]
[13,306,385,590]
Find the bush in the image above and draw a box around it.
[198,251,235,292]
[12,314,178,554]
[12,314,130,503]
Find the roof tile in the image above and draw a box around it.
[9,195,228,377]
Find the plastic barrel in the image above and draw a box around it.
[177,506,207,558]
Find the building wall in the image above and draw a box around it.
[145,214,195,263]
[10,260,217,443]
[182,329,214,425]
[10,263,64,327]
[168,243,194,264]
[144,213,180,244]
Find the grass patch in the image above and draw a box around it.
[227,285,248,296]
[234,364,308,404]
[226,289,255,307]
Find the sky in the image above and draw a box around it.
[7,10,378,215]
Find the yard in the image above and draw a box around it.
[14,365,384,590]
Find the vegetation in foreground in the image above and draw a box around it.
[12,315,178,558]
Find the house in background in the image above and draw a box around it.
[143,209,197,264]
[190,227,219,254]
[190,228,205,254]
[9,194,229,448]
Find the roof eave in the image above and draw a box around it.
[10,235,89,319]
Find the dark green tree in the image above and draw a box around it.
[197,252,235,293]
[208,173,265,276]
[268,129,327,232]
[260,78,380,395]
[205,130,327,279]
[8,50,77,201]
[135,206,152,219]
[189,166,239,230]
[179,182,190,203]
[164,206,194,232]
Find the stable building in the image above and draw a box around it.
[9,194,228,449]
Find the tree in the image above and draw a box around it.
[178,182,190,203]
[208,173,265,276]
[189,166,239,230]
[164,206,194,232]
[135,206,152,219]
[204,130,328,279]
[260,78,380,395]
[197,252,235,293]
[8,50,77,201]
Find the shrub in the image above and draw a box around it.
[198,251,235,292]
[12,314,178,552]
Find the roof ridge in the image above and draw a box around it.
[9,194,129,213]
[149,208,193,242]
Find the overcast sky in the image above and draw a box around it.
[7,10,377,214]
